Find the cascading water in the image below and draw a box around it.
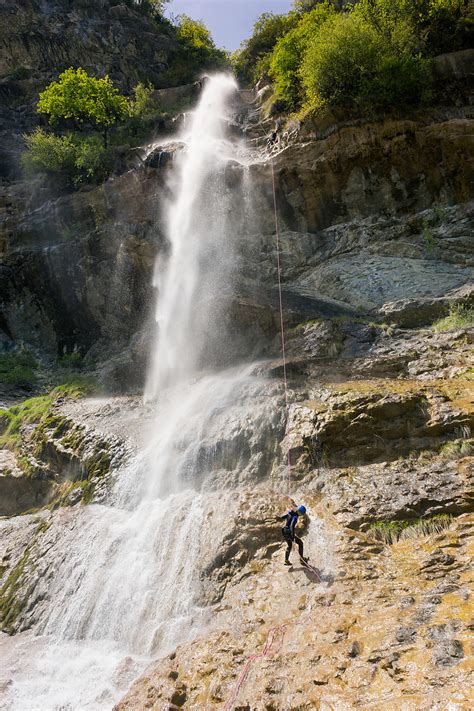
[1,74,266,710]
[145,74,243,398]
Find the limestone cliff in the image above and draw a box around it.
[0,35,473,711]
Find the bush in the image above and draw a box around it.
[270,4,336,110]
[359,53,432,110]
[358,0,473,56]
[233,12,298,85]
[432,303,474,332]
[129,82,160,121]
[301,13,384,108]
[157,15,229,87]
[301,11,431,112]
[22,129,111,187]
[37,68,129,146]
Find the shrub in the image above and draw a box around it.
[58,350,83,370]
[233,12,298,85]
[158,15,229,87]
[301,13,384,108]
[38,68,129,146]
[73,135,111,184]
[358,0,473,56]
[432,303,474,332]
[359,53,432,111]
[129,82,160,121]
[22,129,111,187]
[0,348,37,389]
[270,3,336,110]
[301,11,431,112]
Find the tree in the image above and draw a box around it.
[270,3,336,109]
[232,12,299,85]
[176,14,216,51]
[37,68,129,146]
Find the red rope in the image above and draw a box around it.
[223,163,324,711]
[223,568,324,711]
[271,160,292,497]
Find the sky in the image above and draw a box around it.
[166,0,294,51]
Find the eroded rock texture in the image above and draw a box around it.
[0,45,473,711]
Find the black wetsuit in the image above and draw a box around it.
[279,510,304,562]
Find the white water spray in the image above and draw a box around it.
[145,74,242,398]
[1,75,261,711]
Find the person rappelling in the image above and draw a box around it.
[277,505,309,566]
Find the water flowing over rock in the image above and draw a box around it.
[1,59,473,711]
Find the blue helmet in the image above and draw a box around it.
[297,505,306,515]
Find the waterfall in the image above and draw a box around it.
[1,75,265,710]
[145,74,243,399]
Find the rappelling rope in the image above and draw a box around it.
[223,162,323,711]
[223,571,326,711]
[271,159,292,498]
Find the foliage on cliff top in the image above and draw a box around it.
[158,14,229,86]
[235,0,473,114]
[232,11,299,85]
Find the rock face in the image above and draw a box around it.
[0,0,181,181]
[2,105,473,384]
[0,0,177,93]
[1,52,473,710]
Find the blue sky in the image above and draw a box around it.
[166,1,294,51]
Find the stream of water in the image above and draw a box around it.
[1,74,263,710]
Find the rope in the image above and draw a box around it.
[223,163,326,711]
[224,563,326,711]
[271,160,292,497]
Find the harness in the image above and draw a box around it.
[282,510,298,540]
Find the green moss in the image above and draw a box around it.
[432,304,474,333]
[0,518,52,633]
[368,514,454,545]
[0,382,91,468]
[0,546,31,633]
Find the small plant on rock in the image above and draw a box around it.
[369,514,454,544]
[432,304,474,332]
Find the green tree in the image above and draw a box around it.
[270,3,336,109]
[176,14,216,50]
[22,128,111,187]
[301,11,430,112]
[232,12,299,85]
[157,14,228,85]
[37,68,129,146]
[357,0,473,55]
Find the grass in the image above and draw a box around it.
[0,382,90,455]
[369,514,454,545]
[422,219,437,254]
[432,304,474,333]
[439,434,473,459]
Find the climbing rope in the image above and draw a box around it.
[224,568,325,711]
[271,160,292,497]
[223,162,325,711]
